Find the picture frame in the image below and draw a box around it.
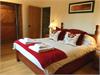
[69,1,95,14]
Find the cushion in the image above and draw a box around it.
[68,29,87,45]
[76,33,86,45]
[49,31,61,41]
[57,28,87,45]
[63,32,80,46]
[58,29,69,40]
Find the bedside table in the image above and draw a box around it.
[93,50,100,70]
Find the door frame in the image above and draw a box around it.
[41,7,50,37]
[0,1,23,39]
[17,3,23,38]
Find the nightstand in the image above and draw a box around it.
[93,50,100,70]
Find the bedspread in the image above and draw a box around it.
[15,40,67,68]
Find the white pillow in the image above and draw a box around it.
[63,32,80,46]
[83,34,96,46]
[49,31,61,41]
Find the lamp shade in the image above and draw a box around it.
[49,21,56,30]
[49,21,57,34]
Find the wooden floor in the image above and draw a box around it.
[0,43,99,75]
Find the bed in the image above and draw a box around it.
[13,25,97,74]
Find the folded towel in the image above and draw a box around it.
[24,38,34,44]
[18,38,35,44]
[28,43,54,53]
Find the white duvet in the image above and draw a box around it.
[13,38,96,74]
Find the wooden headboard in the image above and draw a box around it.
[57,23,98,45]
[60,22,97,37]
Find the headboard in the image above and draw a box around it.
[59,22,97,36]
[58,22,97,45]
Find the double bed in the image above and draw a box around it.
[13,25,97,74]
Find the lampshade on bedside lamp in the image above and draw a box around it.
[49,20,57,34]
[96,25,100,49]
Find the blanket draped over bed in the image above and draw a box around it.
[15,40,67,68]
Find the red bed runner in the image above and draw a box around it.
[15,40,67,68]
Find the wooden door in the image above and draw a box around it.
[0,2,17,43]
[42,7,50,37]
[28,6,41,38]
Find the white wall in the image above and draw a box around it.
[94,0,100,24]
[50,0,100,34]
[1,0,100,36]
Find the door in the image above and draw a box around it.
[28,6,41,38]
[0,2,17,43]
[42,7,50,37]
[0,2,23,56]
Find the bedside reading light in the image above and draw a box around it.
[49,20,57,34]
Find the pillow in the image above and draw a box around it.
[56,27,61,31]
[68,29,87,45]
[83,34,96,46]
[63,32,80,46]
[58,29,69,40]
[49,31,61,41]
[76,33,86,45]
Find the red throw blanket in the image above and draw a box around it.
[15,40,67,68]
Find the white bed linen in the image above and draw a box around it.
[13,38,96,74]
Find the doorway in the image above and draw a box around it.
[28,6,41,38]
[0,1,22,56]
[42,7,50,37]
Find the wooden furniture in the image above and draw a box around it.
[16,50,95,74]
[15,24,97,74]
[0,2,16,43]
[1,1,22,56]
[0,1,23,43]
[93,49,100,70]
[16,51,44,74]
[93,25,100,71]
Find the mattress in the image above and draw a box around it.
[13,38,96,74]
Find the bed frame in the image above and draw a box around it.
[16,50,95,74]
[16,24,98,74]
